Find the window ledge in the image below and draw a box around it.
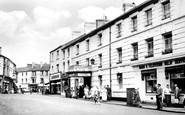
[116,34,122,38]
[145,54,153,58]
[98,43,102,46]
[131,58,138,61]
[145,24,152,27]
[162,49,173,55]
[131,29,137,33]
[98,65,102,68]
[116,61,122,64]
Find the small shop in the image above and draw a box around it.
[50,73,61,94]
[67,65,92,90]
[137,56,185,104]
[29,84,38,92]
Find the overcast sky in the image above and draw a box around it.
[0,0,146,67]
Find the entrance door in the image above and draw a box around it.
[84,77,91,87]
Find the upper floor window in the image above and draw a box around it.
[40,78,44,84]
[162,0,170,19]
[26,78,27,83]
[86,39,89,51]
[98,33,102,46]
[132,16,137,32]
[56,64,59,72]
[67,60,70,68]
[51,66,53,72]
[145,38,154,58]
[32,71,36,76]
[62,50,65,60]
[67,48,70,58]
[45,71,48,76]
[57,50,59,60]
[146,9,152,26]
[40,71,43,76]
[63,62,65,72]
[76,44,79,55]
[162,32,172,54]
[76,61,79,65]
[51,53,54,62]
[98,54,102,68]
[117,47,122,64]
[116,23,122,38]
[131,43,138,61]
[86,58,90,66]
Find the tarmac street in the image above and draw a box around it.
[0,94,184,115]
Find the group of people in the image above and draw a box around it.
[156,84,183,110]
[132,84,185,110]
[69,85,111,104]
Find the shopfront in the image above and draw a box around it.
[50,73,61,94]
[138,57,185,104]
[67,65,92,89]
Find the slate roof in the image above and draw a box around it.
[16,63,50,72]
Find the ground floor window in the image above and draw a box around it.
[141,69,157,93]
[117,73,123,89]
[166,65,185,93]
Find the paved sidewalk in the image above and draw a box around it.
[42,94,185,113]
[105,100,185,113]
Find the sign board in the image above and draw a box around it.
[68,65,91,72]
[0,57,4,75]
[50,73,61,81]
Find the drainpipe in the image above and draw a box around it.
[109,27,112,94]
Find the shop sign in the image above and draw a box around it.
[139,62,162,69]
[50,74,60,80]
[174,57,185,64]
[68,73,91,77]
[68,65,91,72]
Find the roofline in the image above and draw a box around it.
[50,45,63,53]
[0,54,16,67]
[60,0,158,49]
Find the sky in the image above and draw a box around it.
[0,0,146,67]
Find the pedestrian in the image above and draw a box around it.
[84,85,89,99]
[93,86,100,105]
[102,86,107,102]
[156,84,163,110]
[133,88,142,107]
[174,84,180,104]
[164,84,171,107]
[106,85,111,101]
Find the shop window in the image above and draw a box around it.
[116,23,122,38]
[117,73,123,89]
[162,32,172,54]
[142,69,157,93]
[162,0,170,19]
[145,38,153,58]
[131,16,137,32]
[166,66,185,93]
[131,43,138,61]
[117,47,122,64]
[145,9,152,26]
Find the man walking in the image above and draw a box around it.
[156,84,163,110]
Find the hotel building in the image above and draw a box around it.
[50,0,185,103]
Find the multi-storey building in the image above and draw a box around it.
[17,63,49,92]
[0,47,17,94]
[50,0,185,104]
